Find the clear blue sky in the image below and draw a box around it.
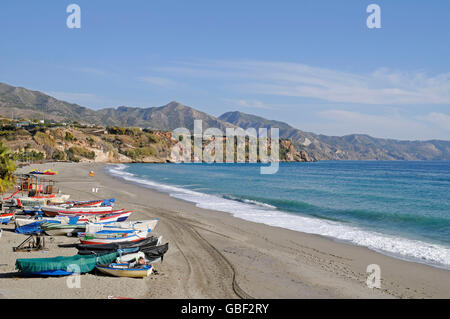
[1,0,449,140]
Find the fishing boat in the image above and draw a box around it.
[75,236,160,254]
[74,200,103,207]
[56,208,119,216]
[0,212,14,224]
[85,219,158,234]
[16,252,118,276]
[106,219,158,231]
[15,215,75,228]
[78,211,132,224]
[70,198,115,207]
[14,194,71,208]
[15,210,132,229]
[80,230,150,245]
[42,206,115,217]
[96,263,152,278]
[41,215,142,236]
[15,212,132,235]
[116,243,168,263]
[41,222,86,236]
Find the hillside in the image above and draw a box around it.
[0,83,233,131]
[96,102,235,131]
[1,81,449,161]
[219,111,450,161]
[0,82,100,124]
[1,123,305,163]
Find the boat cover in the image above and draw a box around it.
[15,222,43,235]
[140,243,169,261]
[16,252,118,274]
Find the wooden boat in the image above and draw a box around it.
[78,211,132,224]
[41,222,86,236]
[96,263,152,278]
[86,219,158,234]
[75,236,160,254]
[62,198,115,208]
[15,215,73,228]
[0,212,14,224]
[105,219,158,232]
[14,194,70,207]
[42,205,114,216]
[80,230,149,245]
[15,211,132,228]
[74,200,103,207]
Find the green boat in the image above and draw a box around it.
[16,252,118,276]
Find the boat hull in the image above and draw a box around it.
[80,230,149,245]
[0,212,14,224]
[96,264,152,278]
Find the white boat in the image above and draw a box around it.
[42,223,86,236]
[80,230,149,245]
[14,216,72,228]
[87,219,158,234]
[41,205,113,214]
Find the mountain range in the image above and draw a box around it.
[1,81,449,161]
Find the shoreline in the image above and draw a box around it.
[0,162,449,298]
[106,162,450,272]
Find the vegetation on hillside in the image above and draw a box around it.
[0,118,306,163]
[0,141,16,194]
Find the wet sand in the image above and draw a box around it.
[0,162,449,299]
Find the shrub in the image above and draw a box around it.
[68,146,95,160]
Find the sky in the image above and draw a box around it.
[0,0,449,140]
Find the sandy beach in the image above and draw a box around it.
[0,162,449,299]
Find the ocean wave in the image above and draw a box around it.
[106,164,450,268]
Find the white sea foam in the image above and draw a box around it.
[107,164,450,268]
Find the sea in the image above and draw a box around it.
[106,161,450,269]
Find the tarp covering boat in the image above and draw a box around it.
[140,243,169,261]
[15,252,118,275]
[15,220,61,235]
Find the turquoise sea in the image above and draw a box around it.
[107,161,450,268]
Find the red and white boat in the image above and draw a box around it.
[74,200,103,207]
[56,208,122,217]
[42,205,114,216]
